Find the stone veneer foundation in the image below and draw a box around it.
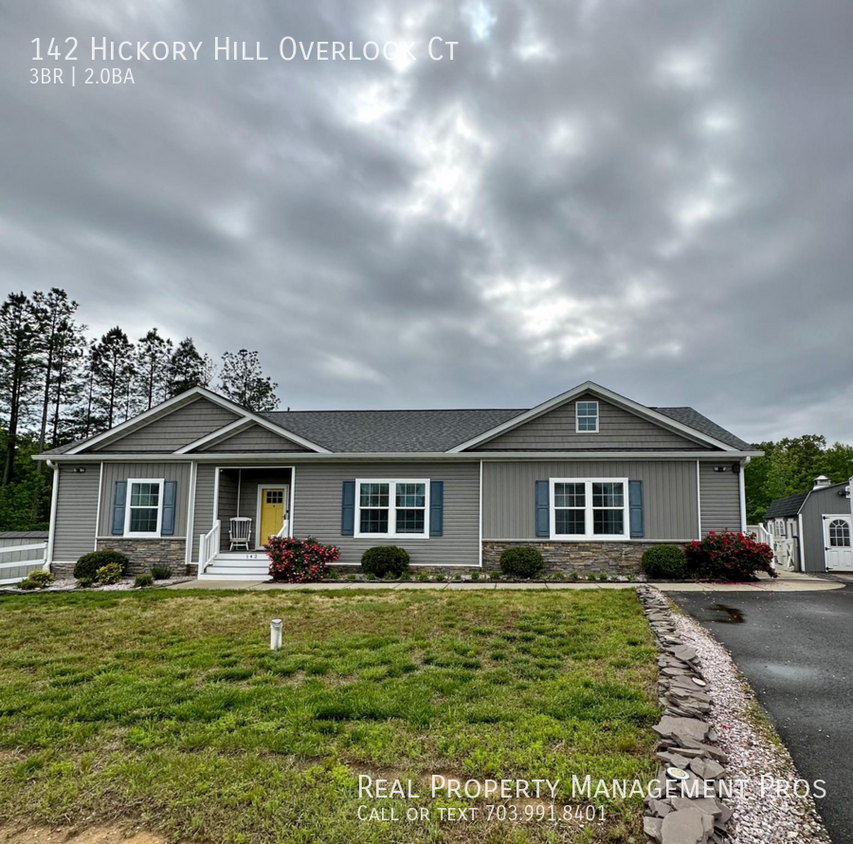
[481,540,669,577]
[54,540,187,578]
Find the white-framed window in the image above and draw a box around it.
[125,478,164,537]
[550,478,629,540]
[575,400,599,433]
[354,479,430,539]
[774,519,786,537]
[828,519,851,547]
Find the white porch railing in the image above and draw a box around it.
[198,520,221,575]
[746,524,776,569]
[275,519,289,539]
[0,541,48,585]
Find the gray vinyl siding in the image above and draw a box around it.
[53,464,102,562]
[95,398,239,452]
[482,460,698,541]
[191,464,216,563]
[294,462,480,566]
[217,473,239,551]
[0,532,48,581]
[698,463,742,535]
[474,395,705,451]
[97,462,191,536]
[799,484,851,572]
[204,425,307,452]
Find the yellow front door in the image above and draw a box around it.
[259,487,286,546]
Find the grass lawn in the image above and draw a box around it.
[0,588,659,844]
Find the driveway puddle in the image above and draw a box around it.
[710,604,746,624]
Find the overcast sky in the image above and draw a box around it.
[2,1,852,445]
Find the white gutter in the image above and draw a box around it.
[46,459,60,567]
[35,449,766,463]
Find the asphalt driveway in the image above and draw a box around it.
[672,582,853,843]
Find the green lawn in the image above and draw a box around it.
[0,588,659,844]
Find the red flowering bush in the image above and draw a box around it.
[685,531,776,581]
[266,535,340,582]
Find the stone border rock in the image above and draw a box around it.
[638,586,731,844]
[637,586,830,844]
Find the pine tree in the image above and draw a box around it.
[168,337,214,396]
[136,328,173,410]
[0,293,43,485]
[218,349,279,412]
[91,328,134,429]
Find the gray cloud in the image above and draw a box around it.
[1,0,852,444]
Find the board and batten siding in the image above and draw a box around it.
[294,462,480,566]
[203,425,307,452]
[53,464,102,562]
[475,395,704,451]
[698,463,742,535]
[482,460,699,541]
[799,484,851,572]
[97,462,192,536]
[95,398,239,453]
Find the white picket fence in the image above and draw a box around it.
[0,533,49,585]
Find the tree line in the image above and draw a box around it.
[744,435,853,524]
[0,288,279,529]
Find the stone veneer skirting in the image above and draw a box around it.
[52,539,188,578]
[482,540,673,576]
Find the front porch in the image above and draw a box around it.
[199,467,293,580]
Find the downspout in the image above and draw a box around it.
[797,512,805,572]
[739,457,750,533]
[46,459,59,569]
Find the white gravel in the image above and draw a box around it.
[3,577,193,593]
[672,608,830,844]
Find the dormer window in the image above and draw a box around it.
[576,401,599,433]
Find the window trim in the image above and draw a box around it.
[549,477,629,541]
[354,478,431,539]
[575,400,599,433]
[124,478,165,538]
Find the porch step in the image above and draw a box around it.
[199,553,270,580]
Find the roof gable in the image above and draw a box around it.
[199,423,309,453]
[94,397,240,453]
[471,392,706,451]
[452,382,736,453]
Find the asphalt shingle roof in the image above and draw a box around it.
[649,407,753,451]
[261,408,524,453]
[765,492,810,518]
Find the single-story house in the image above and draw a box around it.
[34,381,761,580]
[765,476,853,572]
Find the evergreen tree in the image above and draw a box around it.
[218,349,279,411]
[136,328,173,410]
[168,337,214,395]
[0,293,43,485]
[91,328,134,429]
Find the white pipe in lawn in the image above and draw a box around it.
[270,618,283,650]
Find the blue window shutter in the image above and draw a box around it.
[161,481,178,536]
[535,480,550,537]
[629,480,644,538]
[112,480,127,535]
[430,481,444,536]
[341,481,356,536]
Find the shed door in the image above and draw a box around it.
[823,515,853,571]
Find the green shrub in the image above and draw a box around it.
[346,574,357,581]
[74,551,128,581]
[470,570,480,581]
[361,546,410,578]
[134,574,154,588]
[365,572,376,581]
[597,572,608,582]
[95,562,124,585]
[433,573,445,582]
[399,571,412,581]
[77,577,93,588]
[586,572,598,581]
[416,571,429,582]
[641,545,687,579]
[568,571,580,582]
[499,547,544,579]
[19,570,55,590]
[151,565,172,580]
[383,571,398,580]
[488,570,501,581]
